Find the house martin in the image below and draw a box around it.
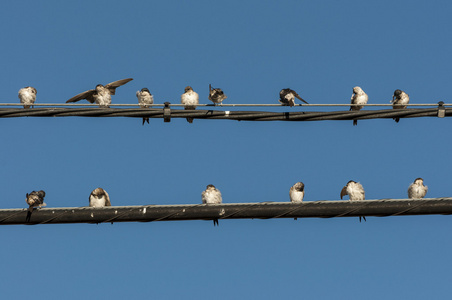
[350,86,368,126]
[136,87,154,125]
[66,78,133,107]
[18,86,37,109]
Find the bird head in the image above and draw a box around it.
[414,178,424,185]
[393,89,402,98]
[91,187,106,197]
[352,86,362,94]
[294,182,305,191]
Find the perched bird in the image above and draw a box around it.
[89,188,111,208]
[279,88,308,107]
[201,184,222,226]
[18,86,37,109]
[208,84,227,105]
[290,181,305,220]
[391,89,410,123]
[66,78,133,107]
[350,86,368,126]
[340,180,366,222]
[408,178,428,199]
[289,182,305,203]
[181,86,199,123]
[136,87,154,125]
[25,190,46,222]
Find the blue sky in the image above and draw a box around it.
[1,0,451,299]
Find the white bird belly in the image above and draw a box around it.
[90,197,105,207]
[290,190,304,203]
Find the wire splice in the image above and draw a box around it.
[163,102,171,122]
[438,101,446,118]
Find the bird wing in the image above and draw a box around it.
[356,183,365,200]
[291,90,309,104]
[216,192,223,204]
[208,84,213,101]
[201,191,207,204]
[407,185,413,198]
[66,89,96,103]
[104,190,112,206]
[104,78,134,95]
[340,186,348,199]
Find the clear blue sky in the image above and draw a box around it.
[1,1,451,299]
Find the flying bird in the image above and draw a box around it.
[208,84,227,105]
[66,78,133,107]
[25,190,46,222]
[350,86,368,126]
[290,182,305,203]
[279,88,308,107]
[391,89,410,123]
[18,86,37,109]
[136,87,154,125]
[89,188,111,208]
[340,180,366,222]
[202,184,222,226]
[408,178,428,199]
[181,86,199,123]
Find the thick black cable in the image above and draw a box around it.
[0,107,450,121]
[2,198,451,225]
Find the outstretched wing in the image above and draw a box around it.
[104,78,133,95]
[291,89,308,104]
[66,89,96,103]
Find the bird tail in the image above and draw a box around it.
[26,207,33,222]
[394,117,400,123]
[353,120,358,126]
[142,118,150,125]
[184,106,196,123]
